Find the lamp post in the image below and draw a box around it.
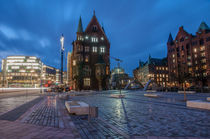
[60,34,64,84]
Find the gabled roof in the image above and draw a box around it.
[197,21,210,31]
[84,11,109,42]
[77,16,83,33]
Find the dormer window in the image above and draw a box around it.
[92,25,98,32]
[78,36,84,41]
[91,37,98,43]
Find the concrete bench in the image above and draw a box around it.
[144,93,159,98]
[207,97,210,101]
[187,100,210,110]
[110,94,125,98]
[178,91,196,94]
[65,101,89,115]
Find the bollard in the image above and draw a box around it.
[88,106,98,122]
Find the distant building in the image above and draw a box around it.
[67,52,72,86]
[109,66,133,89]
[69,11,110,90]
[133,56,169,89]
[42,65,57,87]
[0,72,2,87]
[1,56,43,87]
[55,69,66,85]
[167,22,210,89]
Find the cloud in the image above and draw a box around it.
[0,24,18,39]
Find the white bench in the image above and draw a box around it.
[144,94,159,98]
[65,101,89,115]
[187,100,210,110]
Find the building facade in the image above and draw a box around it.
[1,56,43,87]
[69,12,110,90]
[167,22,210,89]
[133,56,169,89]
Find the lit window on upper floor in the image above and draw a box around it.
[73,60,76,66]
[201,52,205,57]
[100,47,105,53]
[194,54,197,58]
[200,46,205,51]
[78,36,84,41]
[85,36,89,40]
[92,47,97,52]
[91,37,98,43]
[101,37,104,41]
[201,59,206,63]
[172,54,175,58]
[194,48,197,53]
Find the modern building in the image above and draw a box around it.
[167,22,210,89]
[42,65,57,87]
[1,56,43,87]
[69,11,110,90]
[55,69,67,85]
[133,56,169,89]
[109,66,133,89]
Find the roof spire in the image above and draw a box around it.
[93,10,95,16]
[197,21,210,31]
[167,33,173,45]
[148,54,151,64]
[77,16,83,33]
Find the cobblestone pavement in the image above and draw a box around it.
[0,120,78,139]
[69,90,210,138]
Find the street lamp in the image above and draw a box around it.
[60,34,64,84]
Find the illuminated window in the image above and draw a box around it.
[172,54,175,58]
[201,59,206,63]
[203,65,207,69]
[201,52,205,57]
[194,54,197,58]
[200,46,205,51]
[85,36,89,39]
[92,47,97,52]
[84,78,90,86]
[85,55,89,62]
[101,37,104,40]
[194,48,197,53]
[100,47,105,53]
[91,37,98,42]
[73,60,76,66]
[85,46,89,52]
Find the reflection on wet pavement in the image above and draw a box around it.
[70,91,210,137]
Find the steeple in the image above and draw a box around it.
[197,21,210,32]
[167,33,173,45]
[77,16,83,33]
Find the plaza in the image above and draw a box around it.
[0,90,209,138]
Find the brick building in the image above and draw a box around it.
[133,55,169,89]
[69,12,110,90]
[167,22,210,89]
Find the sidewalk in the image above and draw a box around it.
[0,95,80,139]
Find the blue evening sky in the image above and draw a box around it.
[0,0,210,75]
